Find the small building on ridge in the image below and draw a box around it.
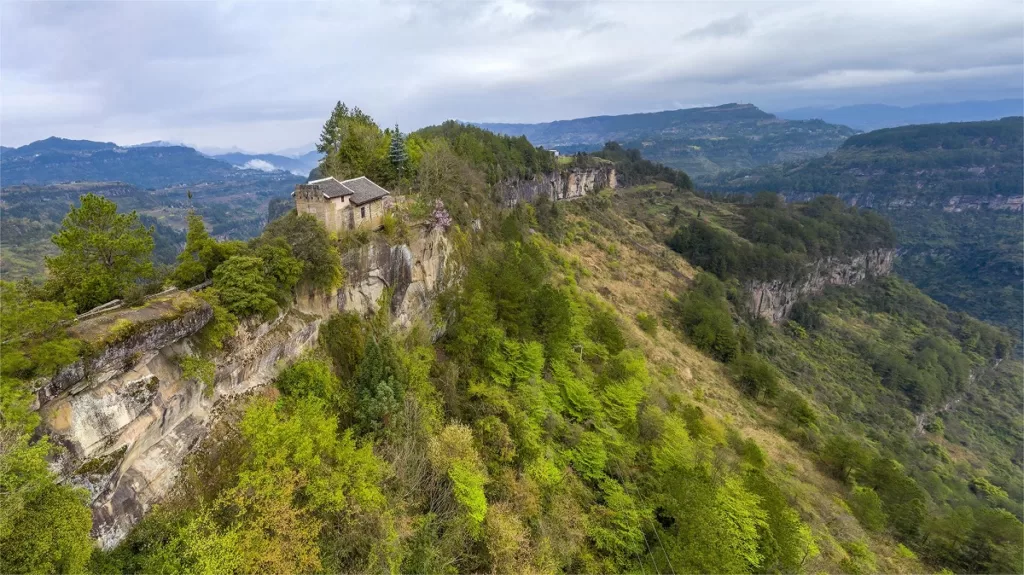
[293,176,392,233]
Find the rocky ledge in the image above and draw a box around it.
[746,248,895,324]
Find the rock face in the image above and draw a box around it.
[38,306,322,549]
[499,165,616,206]
[746,249,895,324]
[36,226,454,549]
[295,223,453,328]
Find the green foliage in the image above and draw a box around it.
[676,273,739,362]
[191,288,238,353]
[259,212,343,291]
[317,101,395,186]
[212,255,279,318]
[353,337,404,432]
[45,193,155,312]
[567,431,608,482]
[849,485,887,532]
[668,195,895,282]
[635,312,658,336]
[170,211,227,288]
[180,355,216,396]
[274,354,343,410]
[412,120,556,184]
[0,393,93,573]
[0,281,81,379]
[731,353,780,402]
[319,312,366,381]
[591,141,693,189]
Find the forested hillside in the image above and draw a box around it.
[477,103,856,178]
[1,107,1020,575]
[702,117,1024,338]
[0,177,300,281]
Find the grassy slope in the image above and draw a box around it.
[554,196,923,573]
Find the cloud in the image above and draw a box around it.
[679,14,753,40]
[1,0,1021,151]
[240,159,280,172]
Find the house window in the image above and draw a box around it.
[361,206,366,218]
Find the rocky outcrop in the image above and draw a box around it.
[39,301,322,549]
[747,249,895,324]
[500,164,616,206]
[295,224,453,328]
[37,225,454,549]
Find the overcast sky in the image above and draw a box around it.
[2,0,1021,153]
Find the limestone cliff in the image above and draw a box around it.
[499,164,616,206]
[295,223,453,328]
[36,225,453,549]
[746,249,895,324]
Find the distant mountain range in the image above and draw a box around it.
[476,103,857,178]
[777,99,1024,131]
[0,137,308,188]
[702,117,1023,335]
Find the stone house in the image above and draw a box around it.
[293,176,392,233]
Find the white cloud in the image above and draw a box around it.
[1,0,1020,150]
[240,159,279,172]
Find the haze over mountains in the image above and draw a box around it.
[777,99,1024,131]
[0,137,314,187]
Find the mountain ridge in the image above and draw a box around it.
[475,103,856,178]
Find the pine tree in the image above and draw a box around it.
[317,101,348,155]
[388,123,409,176]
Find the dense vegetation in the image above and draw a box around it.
[667,193,894,282]
[2,107,1019,575]
[701,117,1023,335]
[86,208,822,574]
[478,103,855,178]
[588,142,693,190]
[0,175,301,281]
[702,117,1023,203]
[592,182,1021,574]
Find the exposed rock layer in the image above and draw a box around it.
[499,165,616,206]
[746,248,895,324]
[37,226,452,549]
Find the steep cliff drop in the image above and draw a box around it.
[499,163,617,206]
[35,225,453,549]
[746,248,895,324]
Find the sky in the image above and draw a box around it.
[2,0,1022,153]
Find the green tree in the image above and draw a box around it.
[212,256,278,318]
[388,123,410,176]
[46,193,155,311]
[353,337,404,432]
[170,211,229,288]
[0,386,94,573]
[259,212,342,291]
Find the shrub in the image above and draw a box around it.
[635,312,658,336]
[731,353,780,402]
[180,355,216,396]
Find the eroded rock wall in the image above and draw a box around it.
[746,248,895,324]
[295,224,452,328]
[37,226,454,548]
[500,165,616,206]
[38,306,322,548]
